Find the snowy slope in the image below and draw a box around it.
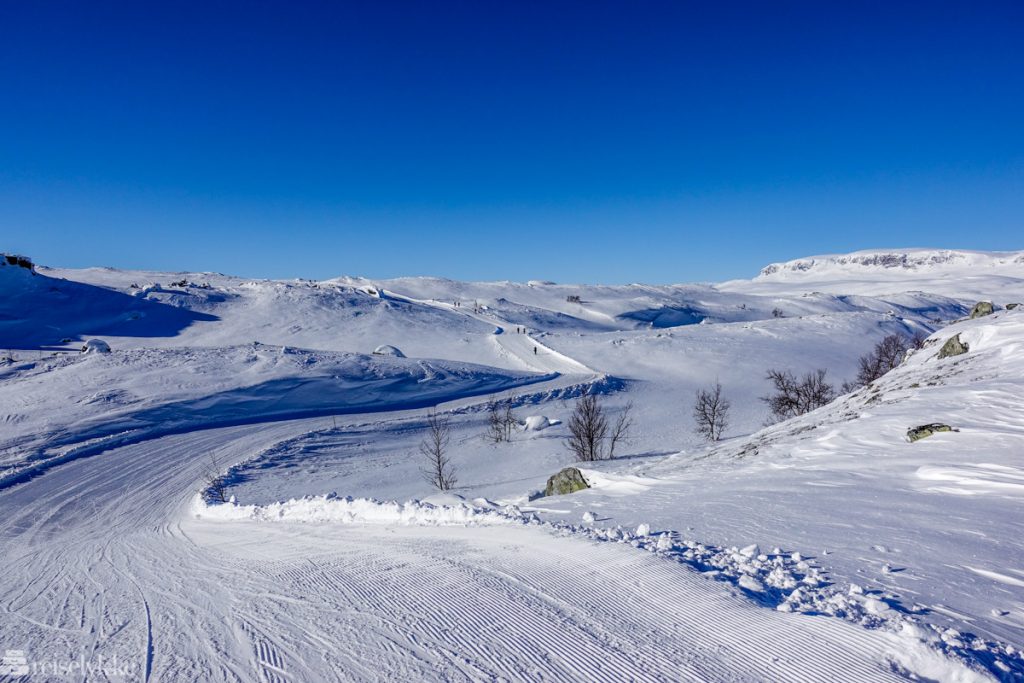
[2,248,1023,681]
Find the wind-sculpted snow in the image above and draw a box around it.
[0,345,554,487]
[0,266,218,349]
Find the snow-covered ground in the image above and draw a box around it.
[1,248,1022,681]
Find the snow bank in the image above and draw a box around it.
[192,493,522,526]
[194,487,1020,676]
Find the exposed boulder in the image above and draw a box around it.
[545,467,589,496]
[937,334,969,359]
[81,339,111,354]
[969,301,994,319]
[907,424,957,442]
[1007,303,1021,310]
[372,345,405,358]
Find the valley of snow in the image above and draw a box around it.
[1,248,1023,681]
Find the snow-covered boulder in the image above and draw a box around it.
[522,415,551,431]
[372,345,405,358]
[81,339,111,354]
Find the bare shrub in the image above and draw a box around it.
[567,394,632,461]
[420,410,457,491]
[855,334,910,386]
[486,399,506,443]
[693,382,730,441]
[485,394,519,443]
[567,394,607,462]
[762,369,835,422]
[201,455,229,503]
[608,402,633,458]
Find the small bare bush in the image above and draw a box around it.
[566,394,632,461]
[421,410,457,491]
[762,369,835,422]
[693,382,730,441]
[855,334,909,386]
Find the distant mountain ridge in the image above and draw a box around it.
[758,248,1024,279]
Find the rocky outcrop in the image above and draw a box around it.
[907,424,957,442]
[937,334,969,359]
[970,301,994,319]
[545,467,589,496]
[1007,303,1020,310]
[1,253,35,272]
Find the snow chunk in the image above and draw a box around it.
[81,339,111,354]
[523,415,551,431]
[738,575,766,592]
[372,345,405,358]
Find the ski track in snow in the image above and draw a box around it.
[0,422,969,682]
[3,251,1024,681]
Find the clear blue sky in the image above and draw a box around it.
[2,1,1022,283]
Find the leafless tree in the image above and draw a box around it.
[693,382,730,441]
[762,368,835,422]
[485,394,519,443]
[201,454,229,503]
[567,394,608,462]
[607,402,633,458]
[771,307,785,318]
[420,410,457,491]
[855,334,909,387]
[910,331,927,350]
[502,395,518,440]
[566,395,632,461]
[486,399,506,443]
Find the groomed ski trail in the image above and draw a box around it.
[0,419,985,682]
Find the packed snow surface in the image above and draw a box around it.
[2,248,1023,681]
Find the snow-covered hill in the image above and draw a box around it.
[759,248,1024,279]
[1,248,1022,681]
[724,248,1024,300]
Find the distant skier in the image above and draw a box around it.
[533,346,537,355]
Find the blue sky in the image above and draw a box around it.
[2,1,1022,283]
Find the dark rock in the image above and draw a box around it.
[1007,303,1020,310]
[907,424,957,442]
[545,467,590,496]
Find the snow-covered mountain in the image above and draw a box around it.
[758,248,1024,279]
[723,248,1024,301]
[1,248,1022,681]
